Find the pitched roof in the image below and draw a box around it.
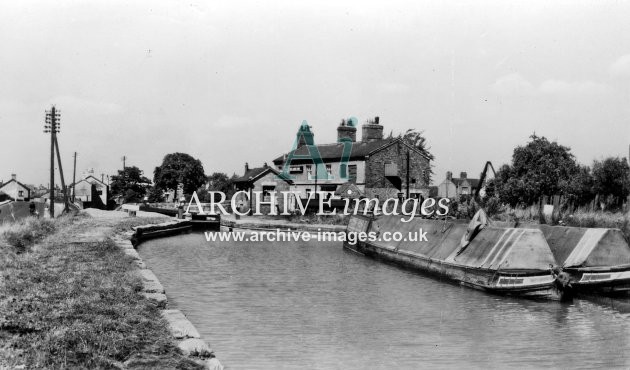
[233,166,293,184]
[70,175,107,188]
[0,179,31,192]
[334,182,364,198]
[451,177,480,188]
[272,137,429,164]
[84,175,107,186]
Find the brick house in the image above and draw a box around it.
[232,163,293,213]
[271,117,431,201]
[437,171,480,198]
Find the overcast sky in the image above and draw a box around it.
[2,0,630,186]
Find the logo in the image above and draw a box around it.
[279,118,357,181]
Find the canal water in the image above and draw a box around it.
[138,232,630,369]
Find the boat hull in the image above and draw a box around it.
[560,267,630,296]
[343,238,561,300]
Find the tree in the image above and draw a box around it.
[495,134,580,206]
[562,165,594,206]
[401,129,434,161]
[146,185,165,203]
[196,172,236,202]
[206,172,232,193]
[401,129,435,184]
[592,157,630,209]
[110,166,152,203]
[153,153,206,195]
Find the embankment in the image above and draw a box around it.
[0,209,215,369]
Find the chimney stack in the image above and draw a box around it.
[446,171,453,181]
[460,172,467,179]
[11,174,16,181]
[337,118,357,142]
[361,116,384,142]
[245,162,249,173]
[296,121,315,148]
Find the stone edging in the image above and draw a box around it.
[131,220,193,245]
[221,219,346,233]
[112,221,217,369]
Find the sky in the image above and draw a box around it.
[1,0,630,186]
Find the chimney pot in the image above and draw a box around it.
[337,118,357,142]
[361,118,384,142]
[245,162,249,173]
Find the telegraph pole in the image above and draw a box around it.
[122,156,126,171]
[44,106,60,218]
[53,135,70,213]
[72,152,77,203]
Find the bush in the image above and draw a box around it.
[2,218,56,253]
[481,196,502,217]
[562,210,630,240]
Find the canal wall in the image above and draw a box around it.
[131,219,193,245]
[112,219,219,368]
[221,217,347,233]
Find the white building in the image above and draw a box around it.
[0,174,31,201]
[71,175,108,205]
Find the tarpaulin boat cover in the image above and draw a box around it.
[537,225,630,268]
[367,215,556,272]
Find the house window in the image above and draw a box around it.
[289,165,303,173]
[18,190,24,197]
[262,185,275,201]
[306,165,312,176]
[348,165,357,183]
[326,164,332,176]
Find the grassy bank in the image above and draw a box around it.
[491,204,630,240]
[0,213,203,369]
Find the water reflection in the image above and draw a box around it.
[138,233,630,369]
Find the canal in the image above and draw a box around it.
[138,232,630,369]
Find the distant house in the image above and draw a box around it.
[437,171,480,198]
[0,174,31,201]
[428,186,439,198]
[71,175,109,206]
[30,185,49,199]
[233,163,293,212]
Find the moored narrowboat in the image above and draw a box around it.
[344,214,562,300]
[536,225,630,296]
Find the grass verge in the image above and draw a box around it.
[492,204,630,240]
[0,213,203,369]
